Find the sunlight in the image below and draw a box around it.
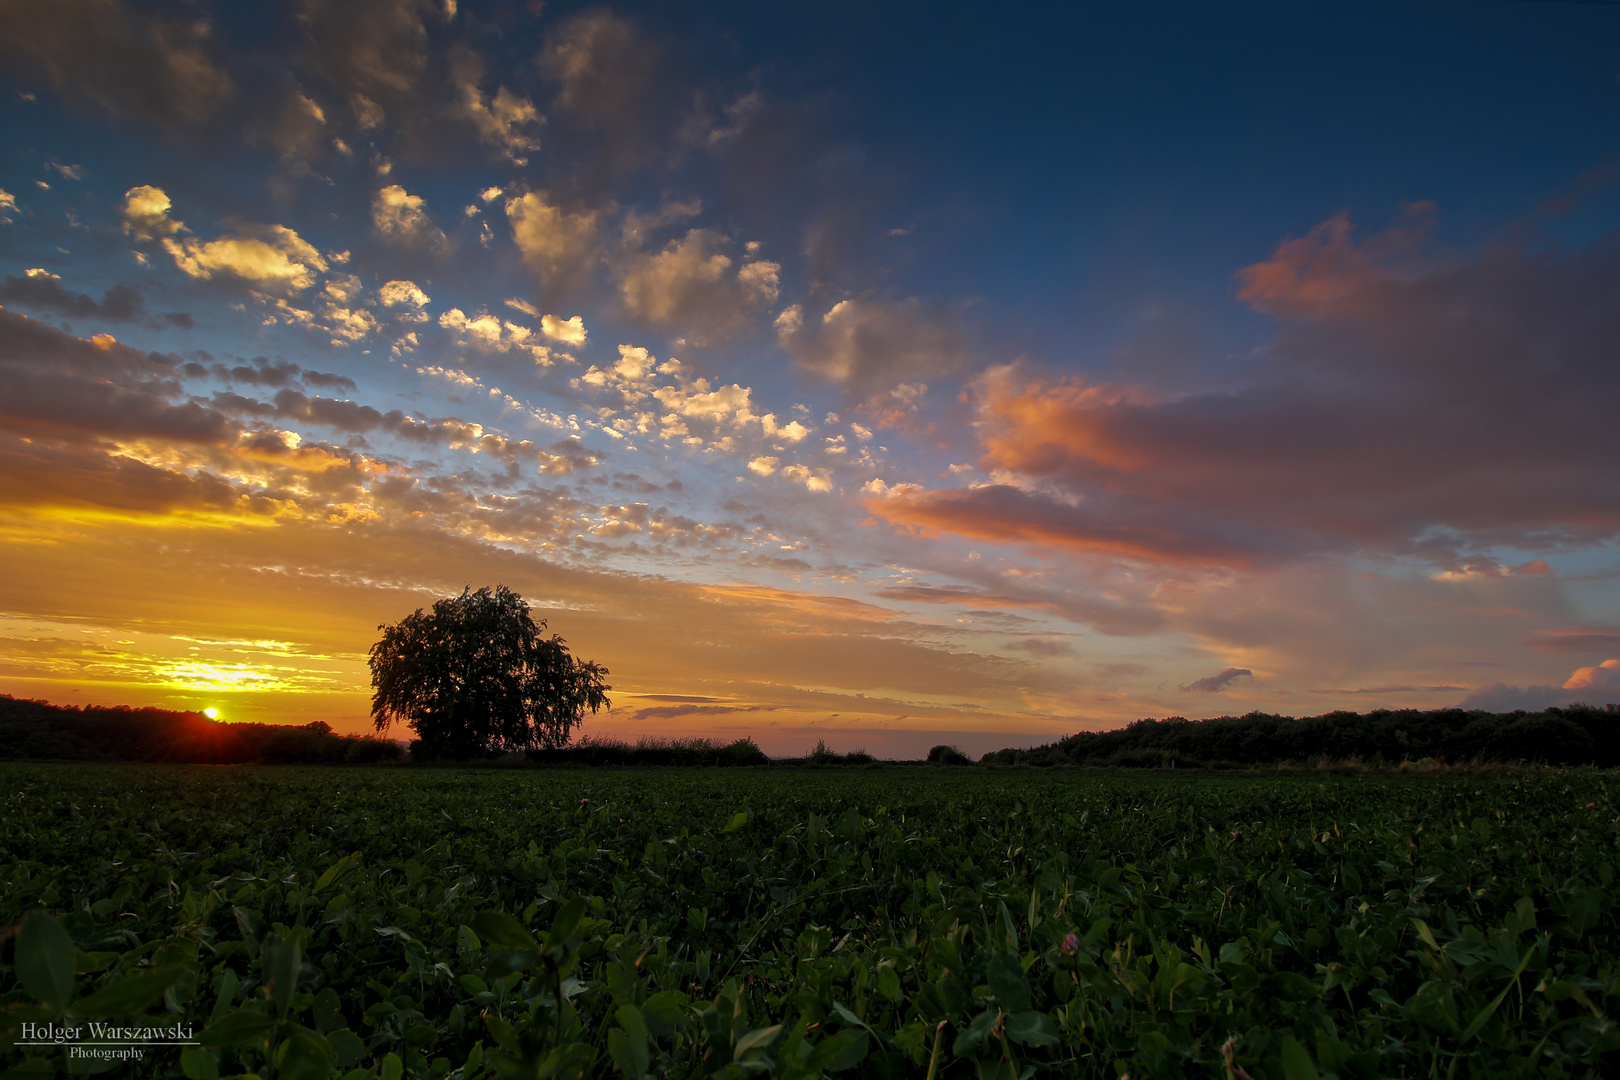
[203,707,219,719]
[157,661,288,693]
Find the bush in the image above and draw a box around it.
[926,744,973,766]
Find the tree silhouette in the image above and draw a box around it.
[369,585,610,758]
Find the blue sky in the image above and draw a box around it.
[2,0,1618,755]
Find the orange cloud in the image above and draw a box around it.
[865,207,1620,569]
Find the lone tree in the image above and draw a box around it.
[369,585,610,758]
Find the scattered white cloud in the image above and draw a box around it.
[165,225,328,292]
[372,185,447,250]
[378,279,430,308]
[450,51,542,163]
[541,314,586,344]
[505,190,598,291]
[439,307,553,364]
[120,185,182,240]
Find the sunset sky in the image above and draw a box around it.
[3,0,1619,757]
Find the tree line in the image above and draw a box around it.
[980,703,1620,768]
[0,696,402,764]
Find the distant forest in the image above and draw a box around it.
[983,704,1620,768]
[4,694,1619,768]
[0,696,402,764]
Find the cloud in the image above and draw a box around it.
[1525,627,1620,654]
[677,90,765,150]
[1457,659,1620,711]
[0,0,233,127]
[541,314,586,345]
[0,309,231,445]
[538,10,661,186]
[617,229,779,343]
[868,212,1620,567]
[121,185,182,241]
[505,191,599,294]
[378,279,430,308]
[300,0,430,122]
[1564,659,1620,694]
[136,191,328,294]
[0,269,145,321]
[438,308,553,363]
[449,48,542,163]
[372,185,447,250]
[1182,667,1253,693]
[263,89,329,163]
[165,226,328,293]
[776,297,965,397]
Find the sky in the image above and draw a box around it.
[2,0,1619,758]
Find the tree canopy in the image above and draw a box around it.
[368,585,610,758]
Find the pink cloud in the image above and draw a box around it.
[869,209,1620,568]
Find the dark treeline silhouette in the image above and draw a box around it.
[518,735,768,767]
[982,704,1620,768]
[0,696,403,764]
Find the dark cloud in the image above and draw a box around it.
[254,389,603,476]
[630,703,777,721]
[0,308,231,444]
[0,430,247,515]
[539,10,664,192]
[1183,667,1253,693]
[1525,627,1620,655]
[188,356,358,393]
[874,214,1620,566]
[1457,682,1574,713]
[1310,685,1465,695]
[0,0,233,126]
[0,270,144,320]
[776,296,966,399]
[299,0,431,117]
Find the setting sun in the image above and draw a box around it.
[203,708,219,719]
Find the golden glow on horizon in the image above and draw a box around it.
[203,707,219,718]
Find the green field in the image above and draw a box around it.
[2,764,1618,1078]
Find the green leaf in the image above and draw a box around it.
[311,987,342,1035]
[327,1029,365,1068]
[536,1042,594,1079]
[1005,1010,1059,1048]
[548,897,587,943]
[953,1009,998,1057]
[987,951,1031,1012]
[71,964,188,1016]
[640,991,687,1038]
[180,1046,219,1080]
[312,854,360,894]
[276,1027,335,1080]
[732,1024,782,1059]
[875,964,901,1002]
[199,1008,277,1048]
[72,952,117,975]
[1278,1036,1321,1080]
[263,935,302,1015]
[470,910,538,952]
[16,912,76,1011]
[484,1012,521,1055]
[607,1027,648,1079]
[381,1052,404,1080]
[721,811,749,834]
[817,1031,869,1072]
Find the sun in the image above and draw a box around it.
[203,707,219,719]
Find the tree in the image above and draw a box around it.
[369,585,610,758]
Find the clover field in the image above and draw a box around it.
[2,764,1618,1079]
